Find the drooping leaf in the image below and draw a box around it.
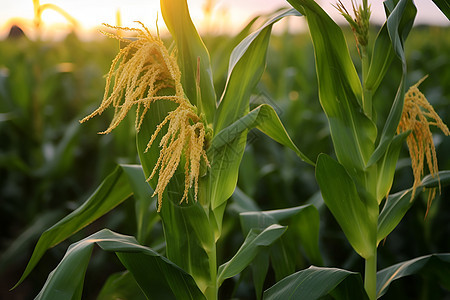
[35,229,205,300]
[263,266,368,300]
[217,224,286,286]
[240,205,322,267]
[377,254,450,298]
[160,0,216,122]
[315,154,376,259]
[377,170,450,244]
[13,165,137,288]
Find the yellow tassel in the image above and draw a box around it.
[80,22,209,211]
[397,76,449,216]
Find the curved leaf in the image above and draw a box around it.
[263,266,367,300]
[35,229,205,300]
[240,205,322,266]
[217,224,286,286]
[377,170,450,244]
[13,165,139,288]
[377,253,450,298]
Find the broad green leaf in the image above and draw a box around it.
[97,271,146,300]
[365,24,394,93]
[367,0,417,166]
[212,104,313,165]
[207,9,302,215]
[217,224,286,286]
[159,194,216,296]
[209,102,312,212]
[251,250,270,300]
[375,131,409,203]
[377,254,450,298]
[240,205,322,266]
[288,0,377,179]
[431,0,450,18]
[316,154,376,259]
[263,266,368,300]
[160,0,216,122]
[36,229,205,300]
[213,8,301,133]
[14,165,134,288]
[377,170,450,244]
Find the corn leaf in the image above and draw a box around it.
[377,254,450,298]
[240,205,322,267]
[35,229,205,300]
[288,0,377,178]
[367,0,417,166]
[209,102,312,211]
[160,0,216,122]
[377,170,450,244]
[97,271,146,300]
[315,154,376,259]
[158,196,216,295]
[217,224,286,286]
[263,266,368,300]
[213,8,301,134]
[207,9,303,215]
[13,164,143,289]
[375,131,409,203]
[430,0,450,18]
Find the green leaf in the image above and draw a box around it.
[367,0,417,166]
[377,254,450,298]
[377,170,450,244]
[240,205,322,266]
[213,8,301,134]
[315,154,376,259]
[158,195,216,296]
[13,165,135,289]
[97,271,146,300]
[375,131,409,203]
[263,266,368,300]
[207,9,302,215]
[217,224,286,286]
[212,104,313,166]
[288,0,377,178]
[35,229,205,300]
[160,0,216,122]
[431,0,450,18]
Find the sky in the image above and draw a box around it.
[0,0,448,39]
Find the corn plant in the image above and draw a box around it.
[12,1,319,299]
[261,0,450,299]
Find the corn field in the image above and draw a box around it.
[1,0,450,299]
